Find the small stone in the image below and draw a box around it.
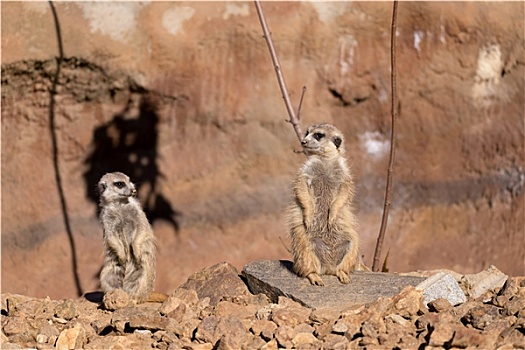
[291,332,320,348]
[309,307,340,324]
[261,338,278,350]
[274,325,295,349]
[36,334,48,343]
[55,324,85,350]
[461,265,508,299]
[322,334,349,350]
[242,335,267,350]
[271,298,311,327]
[55,299,77,320]
[2,316,31,336]
[85,334,154,350]
[417,272,467,306]
[428,322,455,347]
[214,300,258,320]
[462,304,501,330]
[250,319,277,340]
[385,313,410,327]
[332,320,349,334]
[103,289,131,311]
[450,327,484,348]
[178,262,250,306]
[392,286,426,317]
[428,298,452,313]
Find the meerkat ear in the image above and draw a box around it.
[333,137,342,149]
[98,182,107,194]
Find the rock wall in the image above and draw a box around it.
[2,1,524,299]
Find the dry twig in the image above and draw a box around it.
[254,0,304,142]
[372,0,399,272]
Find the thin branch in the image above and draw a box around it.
[372,0,398,272]
[295,86,307,122]
[254,0,303,142]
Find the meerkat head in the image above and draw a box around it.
[98,172,137,205]
[301,123,345,158]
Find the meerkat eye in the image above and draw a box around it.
[114,181,126,189]
[313,132,325,141]
[333,137,342,148]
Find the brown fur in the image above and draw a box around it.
[98,172,157,303]
[288,123,360,286]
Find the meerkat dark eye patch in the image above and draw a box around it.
[313,132,325,141]
[114,181,125,189]
[333,137,342,148]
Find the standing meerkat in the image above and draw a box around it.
[98,172,157,303]
[288,123,360,286]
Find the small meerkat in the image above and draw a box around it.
[98,172,157,303]
[288,123,360,286]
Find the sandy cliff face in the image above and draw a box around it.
[2,2,523,299]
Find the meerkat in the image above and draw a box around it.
[288,123,360,286]
[98,172,158,303]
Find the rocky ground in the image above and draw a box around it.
[2,263,524,350]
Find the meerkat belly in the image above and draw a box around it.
[309,171,350,272]
[310,173,340,226]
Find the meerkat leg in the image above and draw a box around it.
[334,234,360,284]
[290,225,325,286]
[100,259,124,292]
[125,236,156,303]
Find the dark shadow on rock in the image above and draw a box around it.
[83,291,104,303]
[83,93,181,233]
[279,260,294,273]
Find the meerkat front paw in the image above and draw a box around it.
[304,213,314,230]
[307,273,325,286]
[336,270,350,284]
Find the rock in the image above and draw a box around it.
[261,339,279,350]
[242,260,425,310]
[274,325,295,349]
[270,297,311,327]
[102,289,131,311]
[111,307,170,333]
[250,319,277,341]
[195,315,247,346]
[428,322,455,347]
[449,327,485,348]
[291,332,320,349]
[322,334,349,350]
[55,324,85,350]
[242,335,267,350]
[461,265,508,299]
[179,262,250,306]
[427,298,453,313]
[416,272,467,306]
[85,334,154,349]
[462,304,501,330]
[214,300,258,320]
[392,286,426,317]
[2,316,31,337]
[54,299,77,320]
[38,323,60,341]
[309,307,340,324]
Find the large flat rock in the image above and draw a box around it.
[242,260,426,310]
